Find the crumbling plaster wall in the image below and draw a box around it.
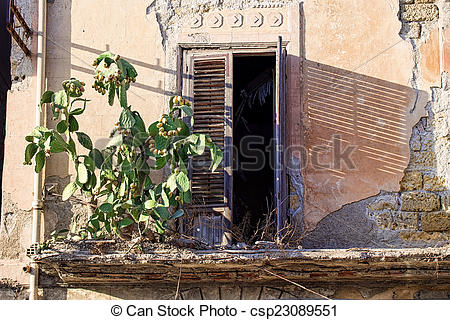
[301,0,450,248]
[1,0,168,292]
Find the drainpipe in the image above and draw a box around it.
[30,0,47,301]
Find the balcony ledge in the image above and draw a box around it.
[32,243,450,286]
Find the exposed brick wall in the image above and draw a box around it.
[367,73,450,242]
[399,0,439,39]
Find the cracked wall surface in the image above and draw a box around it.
[1,0,450,299]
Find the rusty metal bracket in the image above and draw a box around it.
[6,0,32,57]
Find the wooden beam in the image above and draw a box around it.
[6,23,31,57]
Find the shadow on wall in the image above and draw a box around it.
[293,60,436,249]
[70,43,176,96]
[303,59,424,179]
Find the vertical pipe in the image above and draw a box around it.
[30,0,47,301]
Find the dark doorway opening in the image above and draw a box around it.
[233,55,275,243]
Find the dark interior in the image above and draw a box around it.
[232,55,275,243]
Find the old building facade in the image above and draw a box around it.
[1,0,449,299]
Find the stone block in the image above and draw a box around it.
[400,192,440,212]
[408,151,436,170]
[260,287,282,300]
[421,212,450,231]
[241,286,260,300]
[423,174,446,191]
[420,133,434,152]
[415,0,437,4]
[220,286,241,300]
[442,194,450,211]
[393,212,418,230]
[370,210,393,229]
[401,4,439,22]
[368,194,399,211]
[400,171,422,191]
[410,131,422,151]
[201,287,220,300]
[370,210,417,230]
[400,230,445,241]
[400,22,422,39]
[181,287,203,300]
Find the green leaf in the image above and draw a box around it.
[148,121,159,136]
[119,217,134,228]
[155,156,167,170]
[139,213,150,222]
[77,163,88,184]
[167,174,177,192]
[181,105,193,116]
[121,200,135,209]
[52,90,68,108]
[161,190,170,206]
[154,134,168,150]
[68,115,79,132]
[50,139,66,153]
[176,171,190,192]
[154,206,170,220]
[119,85,127,108]
[210,148,223,172]
[35,150,45,173]
[36,126,52,133]
[90,219,100,231]
[106,135,123,148]
[183,190,192,203]
[67,137,76,155]
[144,199,156,209]
[170,209,184,220]
[83,156,95,172]
[195,134,206,155]
[62,181,78,201]
[25,143,38,163]
[119,180,126,197]
[69,98,89,115]
[169,96,175,111]
[120,58,138,78]
[85,172,97,190]
[90,149,104,169]
[40,90,54,104]
[119,108,135,129]
[108,83,115,106]
[56,120,67,133]
[99,203,113,213]
[76,132,93,150]
[132,111,146,133]
[173,118,190,136]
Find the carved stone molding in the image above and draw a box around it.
[228,13,243,28]
[191,14,203,29]
[207,13,223,28]
[189,11,284,29]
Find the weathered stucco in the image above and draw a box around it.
[1,0,449,299]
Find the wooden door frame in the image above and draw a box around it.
[177,41,288,242]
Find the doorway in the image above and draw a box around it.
[232,55,276,243]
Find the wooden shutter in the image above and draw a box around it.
[275,37,288,238]
[183,53,233,246]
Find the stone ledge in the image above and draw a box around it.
[33,246,450,286]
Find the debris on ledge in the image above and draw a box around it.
[32,241,450,286]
